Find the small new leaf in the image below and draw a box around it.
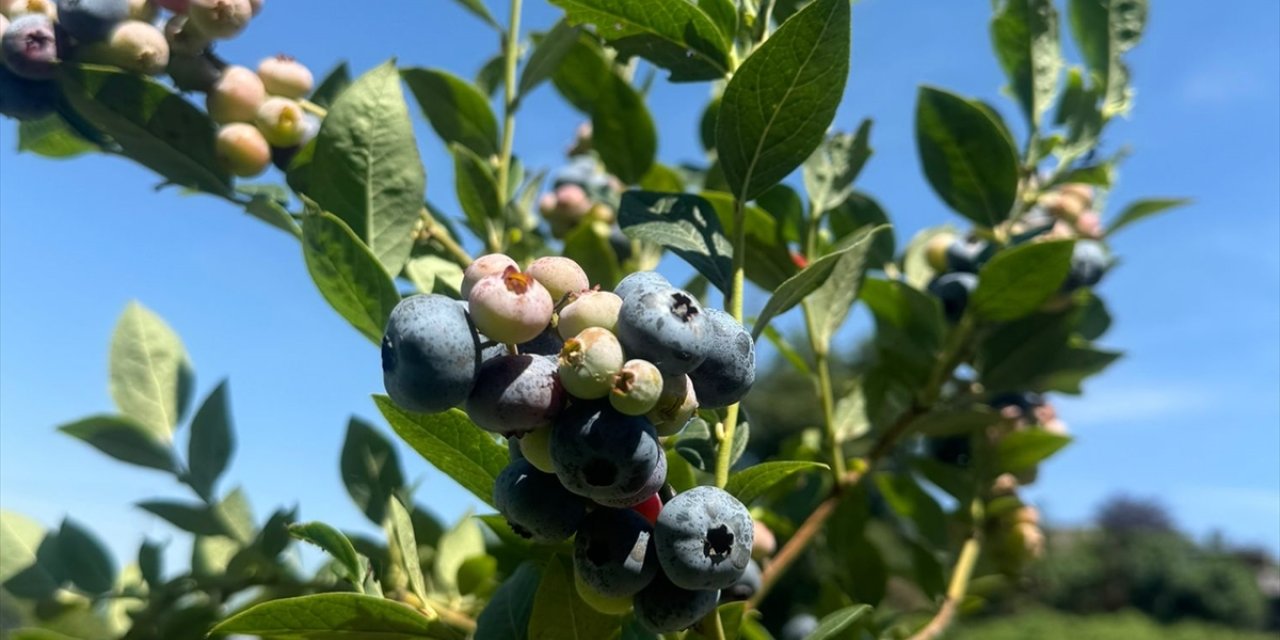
[726,462,828,505]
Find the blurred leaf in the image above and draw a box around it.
[726,462,828,505]
[1054,66,1103,152]
[972,240,1074,321]
[548,0,731,82]
[138,500,227,536]
[58,415,176,473]
[290,522,363,587]
[699,0,738,42]
[804,120,874,215]
[756,182,805,244]
[1069,0,1147,118]
[563,222,623,290]
[138,539,163,588]
[619,191,734,293]
[860,277,945,356]
[528,555,620,639]
[1074,292,1112,340]
[57,65,231,196]
[0,511,57,594]
[375,397,509,508]
[991,0,1062,127]
[908,538,947,599]
[702,191,797,291]
[806,223,879,349]
[215,488,255,544]
[244,195,301,238]
[403,68,500,157]
[18,114,96,158]
[978,310,1073,393]
[452,143,504,234]
[760,325,812,376]
[752,225,887,340]
[665,448,699,493]
[309,62,351,109]
[809,604,872,639]
[434,515,485,595]
[212,593,438,638]
[828,191,895,267]
[340,417,406,526]
[1106,197,1190,237]
[550,34,612,113]
[300,206,401,345]
[192,535,239,579]
[405,254,466,297]
[475,562,540,640]
[717,0,850,199]
[108,301,191,442]
[518,20,581,103]
[311,61,425,275]
[915,86,1020,227]
[591,72,657,185]
[996,430,1072,473]
[911,409,1003,437]
[386,497,427,600]
[676,412,749,473]
[875,473,948,549]
[57,520,115,595]
[476,54,505,97]
[639,163,686,193]
[1037,345,1122,394]
[450,0,499,28]
[186,380,234,500]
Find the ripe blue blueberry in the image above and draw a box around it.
[654,485,754,590]
[550,402,664,505]
[2,14,57,79]
[56,0,128,43]
[573,507,659,598]
[945,237,993,274]
[633,571,719,634]
[613,271,670,303]
[689,308,755,408]
[0,66,55,119]
[466,354,565,437]
[616,287,709,376]
[927,272,978,323]
[1063,239,1109,290]
[598,445,665,509]
[781,614,820,640]
[493,458,586,544]
[480,326,565,362]
[381,294,481,414]
[720,559,761,602]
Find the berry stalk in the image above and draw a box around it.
[713,196,749,488]
[492,0,522,253]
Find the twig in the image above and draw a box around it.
[907,535,982,640]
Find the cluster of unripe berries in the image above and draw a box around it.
[380,255,760,632]
[0,0,317,180]
[923,183,1112,322]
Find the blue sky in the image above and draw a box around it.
[1,0,1277,572]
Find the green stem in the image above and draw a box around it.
[496,0,522,209]
[419,208,473,266]
[908,533,982,640]
[804,302,846,480]
[713,197,749,488]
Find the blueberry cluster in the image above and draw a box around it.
[380,256,759,632]
[0,0,318,180]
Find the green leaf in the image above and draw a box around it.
[809,605,873,639]
[977,309,1073,393]
[58,415,177,472]
[289,522,364,586]
[474,562,540,640]
[910,409,1004,437]
[108,302,191,442]
[752,225,888,340]
[300,207,402,346]
[806,222,879,349]
[385,497,427,601]
[618,191,734,293]
[212,593,438,638]
[1107,197,1190,237]
[665,448,699,493]
[528,555,621,639]
[309,62,352,109]
[716,0,850,200]
[996,430,1072,473]
[874,474,948,549]
[138,500,227,536]
[310,61,426,275]
[971,239,1074,321]
[192,535,239,579]
[1,511,52,587]
[1054,67,1104,152]
[702,191,798,291]
[434,514,485,595]
[828,191,896,267]
[760,325,812,376]
[518,20,581,103]
[1069,0,1147,118]
[340,417,406,526]
[138,539,163,588]
[374,397,509,508]
[991,0,1062,127]
[215,487,256,544]
[186,380,234,500]
[18,114,96,158]
[57,65,231,196]
[804,120,874,215]
[57,519,115,595]
[699,0,738,42]
[450,0,500,28]
[674,412,749,473]
[725,461,828,505]
[860,277,945,354]
[563,222,622,290]
[245,194,302,238]
[405,255,465,297]
[548,0,731,82]
[591,72,657,185]
[402,68,500,158]
[915,86,1020,226]
[550,34,612,113]
[1037,345,1122,394]
[452,143,504,234]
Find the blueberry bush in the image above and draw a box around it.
[0,0,1188,638]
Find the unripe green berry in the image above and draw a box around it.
[2,0,57,20]
[468,267,554,345]
[647,373,698,436]
[925,231,954,273]
[518,427,555,474]
[126,0,154,21]
[257,54,311,98]
[461,253,517,299]
[206,64,264,124]
[610,359,663,416]
[557,290,622,339]
[186,0,248,39]
[557,327,624,400]
[254,96,305,146]
[214,122,269,177]
[526,256,588,304]
[575,568,632,615]
[82,20,168,75]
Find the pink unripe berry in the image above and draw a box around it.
[254,96,305,146]
[557,290,622,339]
[751,521,776,560]
[257,54,311,98]
[526,256,588,304]
[461,253,518,299]
[84,20,168,75]
[468,267,554,345]
[187,0,249,39]
[557,327,624,399]
[1074,211,1103,239]
[215,122,269,177]
[206,64,264,124]
[538,192,557,216]
[554,183,592,218]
